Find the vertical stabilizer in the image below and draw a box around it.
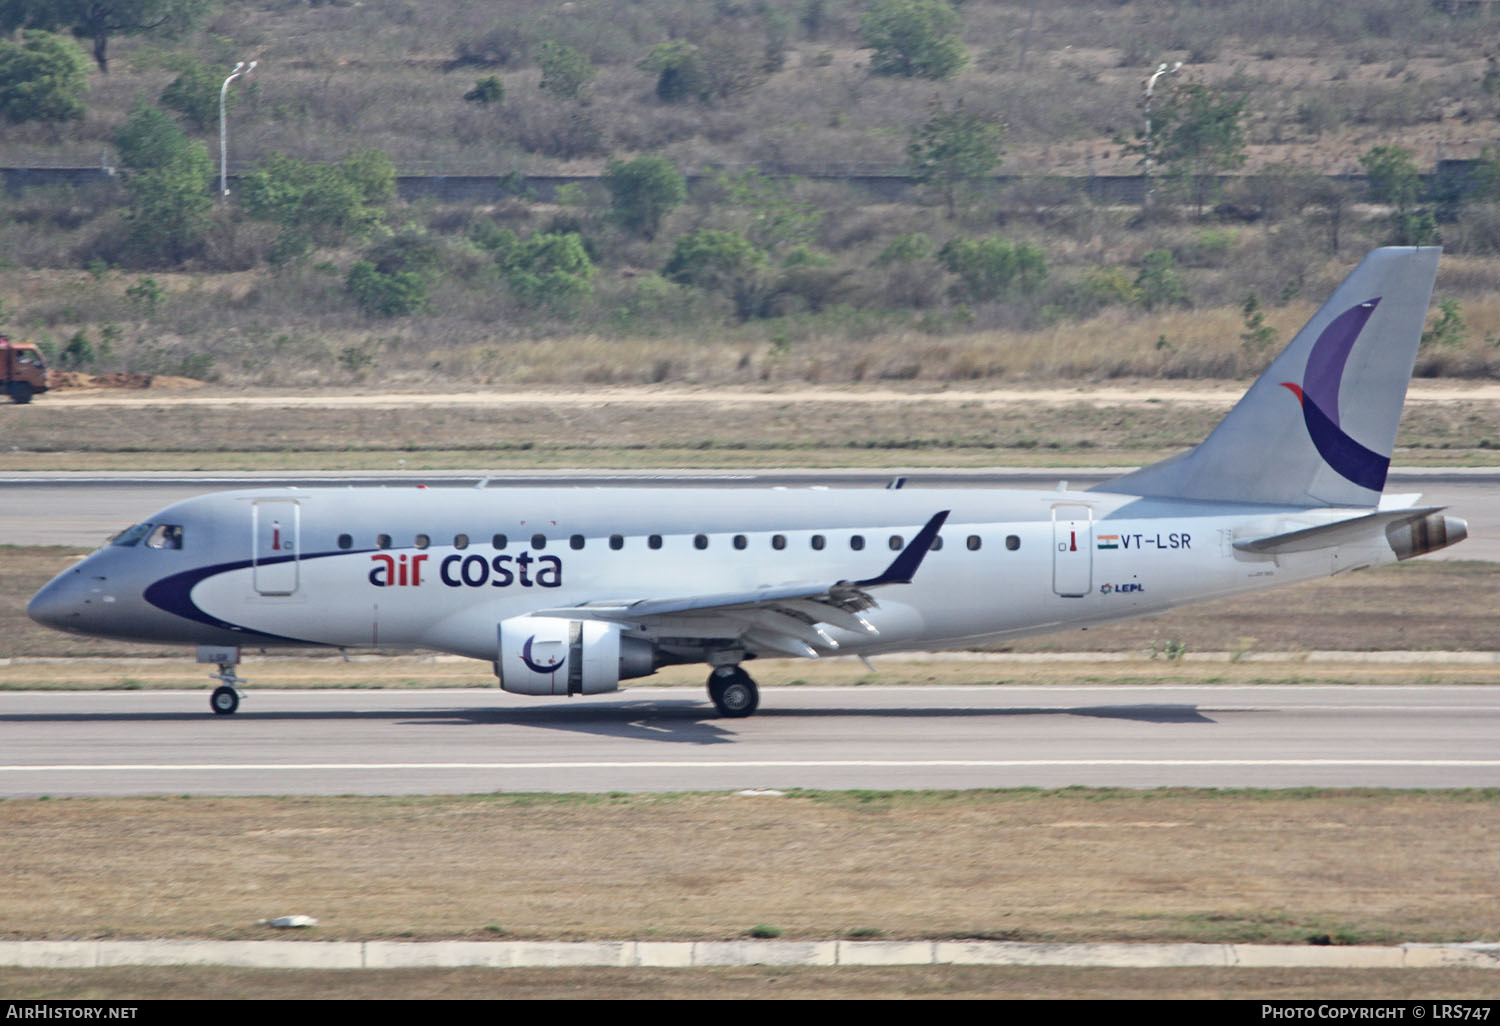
[1099,247,1439,507]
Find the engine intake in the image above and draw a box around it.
[496,615,654,696]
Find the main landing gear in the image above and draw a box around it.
[708,665,759,718]
[210,663,246,715]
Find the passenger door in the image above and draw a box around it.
[252,499,300,595]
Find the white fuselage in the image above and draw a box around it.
[32,484,1396,664]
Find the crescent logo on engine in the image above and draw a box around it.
[520,635,566,674]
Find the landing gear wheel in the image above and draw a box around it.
[708,667,759,718]
[210,685,240,715]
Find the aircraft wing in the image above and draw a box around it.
[528,510,950,658]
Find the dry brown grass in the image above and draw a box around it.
[2,385,1498,472]
[2,965,1496,1000]
[0,790,1496,945]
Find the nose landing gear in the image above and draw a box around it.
[209,664,245,715]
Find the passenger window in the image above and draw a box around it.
[146,524,184,550]
[811,534,825,550]
[570,534,585,550]
[733,535,747,550]
[609,534,624,550]
[967,535,982,551]
[531,534,547,550]
[929,535,942,551]
[889,535,904,550]
[492,534,508,550]
[772,534,786,550]
[648,534,663,550]
[337,534,352,550]
[414,534,430,549]
[850,535,864,551]
[377,534,392,549]
[694,534,709,550]
[1006,535,1021,551]
[454,534,469,550]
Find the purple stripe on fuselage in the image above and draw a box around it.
[142,549,358,644]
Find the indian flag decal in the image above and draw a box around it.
[1096,534,1120,550]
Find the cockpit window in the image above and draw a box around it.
[146,524,184,549]
[112,522,154,547]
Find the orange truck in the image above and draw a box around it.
[1,337,49,403]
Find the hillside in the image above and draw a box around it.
[0,0,1498,389]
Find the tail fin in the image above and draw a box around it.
[1099,247,1439,507]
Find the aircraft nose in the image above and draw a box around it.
[27,572,88,630]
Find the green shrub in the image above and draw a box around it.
[604,155,685,240]
[1134,250,1188,310]
[463,75,504,105]
[936,237,1046,302]
[499,231,595,313]
[346,260,428,317]
[0,30,88,124]
[860,0,968,80]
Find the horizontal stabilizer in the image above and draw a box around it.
[1232,506,1458,556]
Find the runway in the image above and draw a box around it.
[2,468,1497,559]
[2,684,1498,796]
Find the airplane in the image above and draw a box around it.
[27,246,1467,718]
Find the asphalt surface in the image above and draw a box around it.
[1,469,1496,559]
[2,684,1498,797]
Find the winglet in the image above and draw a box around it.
[855,510,950,587]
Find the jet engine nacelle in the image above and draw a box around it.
[1387,513,1469,561]
[496,615,654,696]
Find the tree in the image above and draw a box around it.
[0,0,215,73]
[1134,250,1188,310]
[662,228,767,320]
[718,168,821,257]
[936,236,1046,302]
[1360,145,1439,246]
[0,30,88,124]
[906,100,1003,218]
[639,40,707,103]
[537,41,594,101]
[604,155,685,239]
[859,0,968,80]
[497,231,596,313]
[114,102,213,265]
[159,56,224,131]
[1138,82,1246,218]
[463,75,503,105]
[346,260,428,317]
[241,150,395,259]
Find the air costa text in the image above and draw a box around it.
[368,552,564,588]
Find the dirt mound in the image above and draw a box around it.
[48,372,203,391]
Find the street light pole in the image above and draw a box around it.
[1142,60,1181,209]
[219,60,257,201]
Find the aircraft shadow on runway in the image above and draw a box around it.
[0,701,1217,746]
